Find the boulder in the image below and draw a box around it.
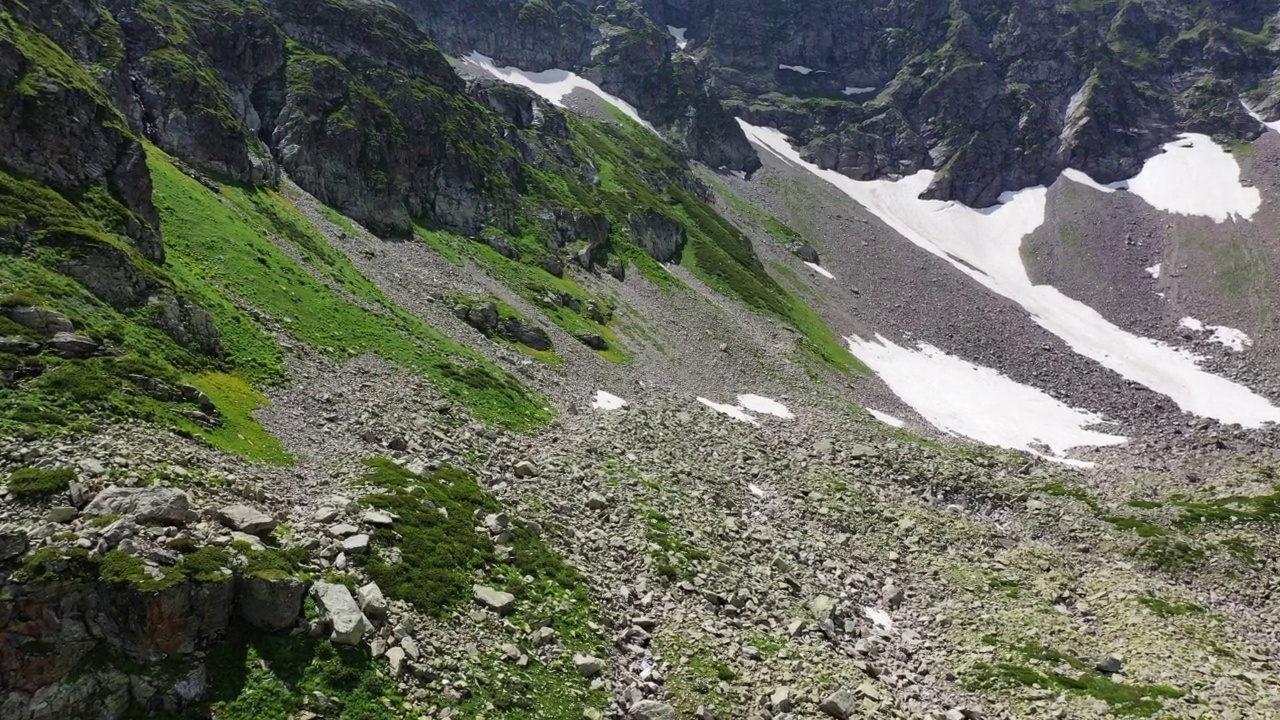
[807,594,837,621]
[84,487,192,525]
[0,525,28,561]
[473,584,516,615]
[3,306,74,336]
[216,504,278,536]
[341,534,369,554]
[46,332,100,359]
[573,653,604,677]
[513,460,539,478]
[386,645,406,677]
[790,243,820,264]
[630,700,677,720]
[312,582,370,645]
[819,689,859,719]
[575,332,608,350]
[237,575,306,632]
[357,581,388,620]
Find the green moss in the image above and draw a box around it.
[1136,595,1204,617]
[99,550,186,591]
[643,508,709,582]
[188,372,290,464]
[6,466,74,497]
[242,545,308,581]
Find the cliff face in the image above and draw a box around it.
[399,0,1280,205]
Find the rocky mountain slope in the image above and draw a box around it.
[3,0,1280,719]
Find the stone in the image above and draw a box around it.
[1095,655,1124,674]
[328,523,360,537]
[47,332,100,358]
[820,689,859,719]
[4,306,73,336]
[808,594,837,621]
[216,504,278,536]
[84,487,191,525]
[312,582,371,645]
[530,626,557,646]
[514,460,539,478]
[790,243,820,264]
[386,646,407,677]
[362,510,394,527]
[46,506,78,523]
[473,584,516,615]
[882,584,904,609]
[0,525,28,561]
[342,534,370,554]
[237,575,307,632]
[231,531,266,551]
[573,653,604,677]
[357,581,388,620]
[401,635,421,660]
[629,700,677,720]
[770,686,793,713]
[314,507,340,523]
[587,492,608,510]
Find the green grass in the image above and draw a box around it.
[187,372,290,464]
[1136,595,1204,617]
[643,508,710,582]
[148,147,551,431]
[6,466,74,497]
[969,636,1186,717]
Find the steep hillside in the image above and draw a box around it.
[4,1,1280,720]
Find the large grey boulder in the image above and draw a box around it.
[473,584,516,615]
[819,689,859,719]
[237,575,306,632]
[629,701,677,720]
[216,504,278,536]
[312,582,370,645]
[47,332,100,359]
[0,525,28,561]
[84,487,192,525]
[357,581,388,620]
[4,306,73,336]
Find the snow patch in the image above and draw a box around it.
[463,52,657,134]
[842,86,876,95]
[1244,101,1280,134]
[868,408,905,428]
[1117,134,1259,222]
[1145,263,1161,279]
[804,261,835,279]
[738,394,794,420]
[667,26,688,49]
[778,64,814,75]
[846,334,1125,466]
[592,390,627,410]
[697,397,760,426]
[1180,317,1253,352]
[864,607,893,631]
[738,120,1280,429]
[1062,169,1125,194]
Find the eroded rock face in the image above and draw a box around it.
[236,575,306,632]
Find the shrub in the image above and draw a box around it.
[7,466,74,497]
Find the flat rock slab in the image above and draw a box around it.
[84,487,191,526]
[473,584,516,615]
[217,504,278,536]
[312,582,370,645]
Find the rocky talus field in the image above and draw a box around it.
[4,0,1280,719]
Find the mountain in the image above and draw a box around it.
[2,0,1280,719]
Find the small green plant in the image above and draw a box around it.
[6,466,75,497]
[1136,595,1204,617]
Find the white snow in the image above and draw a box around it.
[1062,169,1125,194]
[864,607,893,631]
[667,26,688,49]
[1243,101,1280,133]
[1117,134,1260,222]
[737,394,795,419]
[592,390,628,410]
[738,119,1280,430]
[847,334,1125,466]
[463,52,657,134]
[1179,317,1253,352]
[697,397,760,425]
[804,261,835,279]
[778,64,814,75]
[842,86,876,95]
[867,408,905,428]
[1145,263,1161,279]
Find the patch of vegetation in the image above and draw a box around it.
[643,508,710,582]
[202,626,404,720]
[1136,595,1204,617]
[969,636,1185,717]
[449,658,607,719]
[1169,485,1280,528]
[659,643,739,717]
[99,549,187,592]
[353,458,589,618]
[6,466,74,497]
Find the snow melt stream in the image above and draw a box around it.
[464,53,657,134]
[738,120,1280,440]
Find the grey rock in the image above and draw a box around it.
[46,506,79,523]
[770,686,793,713]
[1095,655,1124,674]
[341,534,370,554]
[587,492,608,510]
[357,581,388,620]
[237,575,307,632]
[819,689,859,719]
[84,487,191,525]
[386,646,406,677]
[0,525,28,561]
[4,306,74,336]
[362,510,394,527]
[328,523,360,537]
[808,594,837,621]
[47,332,100,359]
[312,582,371,645]
[473,584,516,615]
[216,504,278,536]
[629,700,677,720]
[514,460,539,478]
[573,653,604,677]
[401,635,421,660]
[530,626,557,647]
[791,243,820,264]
